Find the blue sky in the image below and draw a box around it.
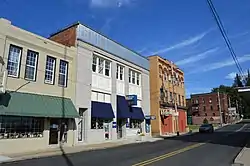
[1,0,250,97]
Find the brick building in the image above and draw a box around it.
[149,56,187,136]
[189,92,229,125]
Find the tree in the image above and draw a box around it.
[245,69,250,87]
[233,74,243,87]
[203,118,208,124]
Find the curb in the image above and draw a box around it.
[0,138,162,164]
[233,139,249,166]
[233,147,246,165]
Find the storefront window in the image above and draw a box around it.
[0,116,44,139]
[129,119,142,129]
[91,118,104,129]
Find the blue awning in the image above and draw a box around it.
[91,101,115,119]
[131,107,145,120]
[117,95,131,119]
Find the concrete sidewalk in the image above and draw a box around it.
[233,141,250,166]
[0,136,163,163]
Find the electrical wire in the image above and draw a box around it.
[206,0,246,84]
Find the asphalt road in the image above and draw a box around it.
[2,120,250,166]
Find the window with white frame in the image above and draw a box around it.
[44,56,56,84]
[116,65,124,81]
[129,69,141,85]
[129,119,142,129]
[105,60,111,76]
[7,45,22,77]
[92,56,97,72]
[25,50,38,81]
[58,60,68,87]
[92,54,111,77]
[98,58,104,74]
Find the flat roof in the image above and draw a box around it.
[50,21,149,70]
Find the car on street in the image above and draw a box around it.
[199,124,214,133]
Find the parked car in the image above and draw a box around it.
[199,124,214,133]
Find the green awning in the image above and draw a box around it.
[0,91,79,118]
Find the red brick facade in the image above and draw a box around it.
[49,25,77,47]
[189,92,229,125]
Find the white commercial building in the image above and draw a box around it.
[50,23,151,144]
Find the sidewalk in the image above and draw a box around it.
[233,141,250,166]
[0,136,163,163]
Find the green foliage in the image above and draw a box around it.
[203,118,208,124]
[246,69,250,87]
[233,74,243,87]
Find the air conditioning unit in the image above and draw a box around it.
[0,69,7,94]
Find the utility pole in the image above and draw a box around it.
[171,61,179,135]
[217,90,223,127]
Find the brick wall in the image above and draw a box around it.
[49,25,77,47]
[191,93,229,117]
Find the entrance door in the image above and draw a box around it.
[104,122,110,140]
[49,119,59,145]
[117,119,123,139]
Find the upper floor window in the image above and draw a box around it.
[116,65,124,81]
[44,56,56,84]
[170,92,173,102]
[98,58,104,74]
[209,98,212,103]
[58,60,68,87]
[92,56,97,72]
[202,98,205,103]
[182,96,184,106]
[7,45,22,77]
[178,94,181,105]
[129,69,141,85]
[25,50,38,81]
[92,54,111,77]
[105,60,111,76]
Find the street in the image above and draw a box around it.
[2,120,250,166]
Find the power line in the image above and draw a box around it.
[206,0,246,84]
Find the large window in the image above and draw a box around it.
[92,56,97,72]
[105,60,111,76]
[0,116,44,139]
[92,54,111,77]
[116,65,124,81]
[58,60,68,87]
[129,119,142,129]
[7,45,22,77]
[45,56,56,84]
[91,118,104,129]
[129,69,141,85]
[98,58,104,74]
[25,50,38,81]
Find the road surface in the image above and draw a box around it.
[2,120,250,166]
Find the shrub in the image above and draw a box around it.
[203,118,208,124]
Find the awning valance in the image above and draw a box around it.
[130,107,144,120]
[117,95,131,119]
[91,101,115,119]
[0,91,79,118]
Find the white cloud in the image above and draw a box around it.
[150,29,212,55]
[225,71,248,80]
[175,47,219,66]
[225,72,237,80]
[101,17,115,32]
[188,54,250,74]
[90,0,134,8]
[204,54,250,71]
